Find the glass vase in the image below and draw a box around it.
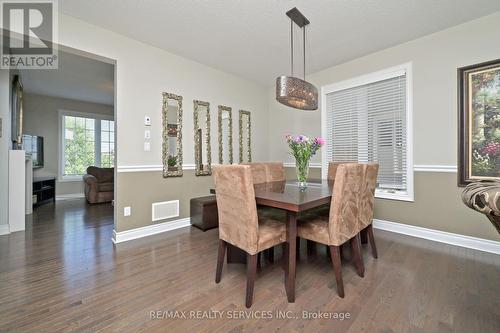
[295,159,310,191]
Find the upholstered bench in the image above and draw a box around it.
[190,195,219,231]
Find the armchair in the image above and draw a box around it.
[83,166,114,204]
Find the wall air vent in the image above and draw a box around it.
[152,200,179,222]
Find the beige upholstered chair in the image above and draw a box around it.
[359,163,379,258]
[243,162,285,184]
[213,165,287,308]
[265,162,286,182]
[244,162,268,184]
[297,163,365,298]
[325,162,380,258]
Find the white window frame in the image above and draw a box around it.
[58,110,114,182]
[321,63,414,202]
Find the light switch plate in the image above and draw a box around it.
[144,142,151,152]
[124,206,131,216]
[144,130,151,139]
[144,116,151,126]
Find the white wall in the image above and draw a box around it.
[23,93,114,196]
[0,69,10,230]
[268,12,500,166]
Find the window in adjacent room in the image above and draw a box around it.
[321,63,413,201]
[59,111,115,180]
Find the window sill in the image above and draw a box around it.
[375,191,414,202]
[58,176,84,183]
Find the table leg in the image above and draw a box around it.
[285,211,297,303]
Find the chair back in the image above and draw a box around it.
[265,162,285,182]
[213,165,259,254]
[243,163,267,184]
[359,163,379,228]
[328,163,364,246]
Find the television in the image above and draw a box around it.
[22,134,44,168]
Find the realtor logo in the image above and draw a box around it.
[0,0,58,69]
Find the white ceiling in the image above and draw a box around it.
[60,0,500,86]
[20,50,114,105]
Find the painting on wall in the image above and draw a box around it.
[458,59,500,186]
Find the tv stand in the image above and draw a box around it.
[33,177,56,207]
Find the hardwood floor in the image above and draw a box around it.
[1,199,499,332]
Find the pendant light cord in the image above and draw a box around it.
[290,19,294,77]
[303,25,306,80]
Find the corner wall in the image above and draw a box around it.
[269,12,500,241]
[0,70,9,232]
[58,14,269,232]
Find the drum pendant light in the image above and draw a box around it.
[275,7,318,111]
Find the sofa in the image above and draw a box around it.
[83,166,114,204]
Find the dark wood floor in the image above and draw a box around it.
[0,199,499,332]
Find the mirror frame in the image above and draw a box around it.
[218,105,233,164]
[162,92,183,178]
[238,110,252,163]
[193,100,212,176]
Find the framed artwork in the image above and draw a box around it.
[458,59,500,186]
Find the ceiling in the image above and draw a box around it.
[20,50,114,105]
[60,0,500,86]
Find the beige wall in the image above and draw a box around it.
[57,14,269,231]
[272,13,500,241]
[23,93,114,196]
[52,12,499,241]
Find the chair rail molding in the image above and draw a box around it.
[117,164,196,173]
[413,165,457,173]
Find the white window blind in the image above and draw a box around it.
[323,66,413,201]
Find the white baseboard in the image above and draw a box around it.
[0,224,10,236]
[56,193,85,201]
[373,219,500,255]
[112,217,191,244]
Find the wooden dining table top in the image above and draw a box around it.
[210,179,334,212]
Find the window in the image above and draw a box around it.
[321,63,413,201]
[59,111,115,180]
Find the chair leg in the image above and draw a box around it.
[266,247,274,263]
[367,224,378,259]
[307,240,316,256]
[296,237,300,259]
[360,228,368,244]
[329,246,344,298]
[215,240,227,283]
[246,253,258,308]
[350,234,365,278]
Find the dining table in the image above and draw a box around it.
[210,179,333,303]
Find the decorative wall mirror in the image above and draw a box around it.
[193,100,211,176]
[11,75,24,149]
[162,92,183,177]
[239,110,251,163]
[218,105,233,164]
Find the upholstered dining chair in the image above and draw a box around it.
[359,163,379,258]
[297,163,365,298]
[243,162,267,184]
[265,162,286,182]
[213,165,287,308]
